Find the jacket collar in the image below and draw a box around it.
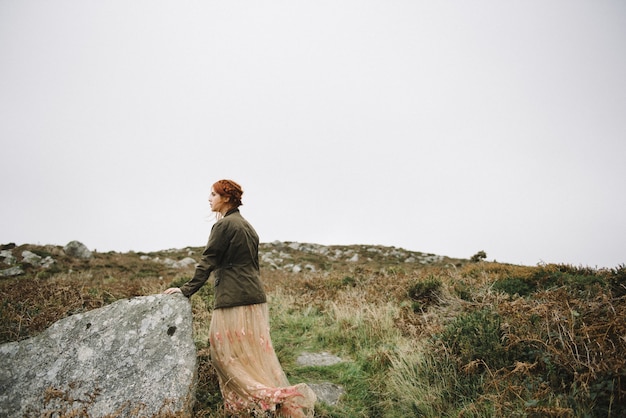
[224,207,240,217]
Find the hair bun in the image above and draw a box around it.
[214,179,243,207]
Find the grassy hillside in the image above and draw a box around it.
[1,243,625,417]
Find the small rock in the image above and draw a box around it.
[308,382,345,406]
[162,257,177,267]
[173,257,196,268]
[40,256,55,269]
[0,249,15,265]
[21,250,42,266]
[296,351,344,367]
[0,266,24,277]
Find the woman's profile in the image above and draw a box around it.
[164,179,316,417]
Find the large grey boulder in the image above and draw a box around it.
[64,240,92,259]
[0,294,197,417]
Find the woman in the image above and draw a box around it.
[164,179,316,417]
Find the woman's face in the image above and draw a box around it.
[208,187,229,214]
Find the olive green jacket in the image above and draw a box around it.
[180,208,267,309]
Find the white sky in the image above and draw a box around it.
[1,1,625,268]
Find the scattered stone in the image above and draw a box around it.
[18,251,55,269]
[149,256,197,269]
[308,382,345,406]
[63,240,92,259]
[0,294,197,417]
[40,256,56,269]
[297,351,344,367]
[21,250,42,266]
[0,249,16,265]
[161,257,177,267]
[173,257,196,268]
[295,352,347,406]
[0,266,24,277]
[258,241,448,272]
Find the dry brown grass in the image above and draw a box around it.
[0,244,203,341]
[2,244,625,417]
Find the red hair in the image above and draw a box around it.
[213,179,243,207]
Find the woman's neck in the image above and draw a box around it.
[219,206,236,217]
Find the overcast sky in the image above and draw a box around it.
[1,1,625,268]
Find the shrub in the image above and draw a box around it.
[532,264,606,291]
[607,264,626,297]
[493,276,535,297]
[452,279,473,301]
[470,251,487,263]
[437,308,508,370]
[407,276,442,312]
[494,264,609,298]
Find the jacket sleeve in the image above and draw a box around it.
[180,222,228,297]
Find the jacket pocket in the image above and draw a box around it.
[214,269,222,287]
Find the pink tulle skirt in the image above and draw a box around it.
[209,303,316,417]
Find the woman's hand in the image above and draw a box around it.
[163,287,182,295]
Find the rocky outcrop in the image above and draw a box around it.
[140,255,197,269]
[0,249,56,277]
[0,266,23,277]
[259,241,446,272]
[0,240,93,277]
[1,248,22,277]
[21,250,55,268]
[0,294,197,417]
